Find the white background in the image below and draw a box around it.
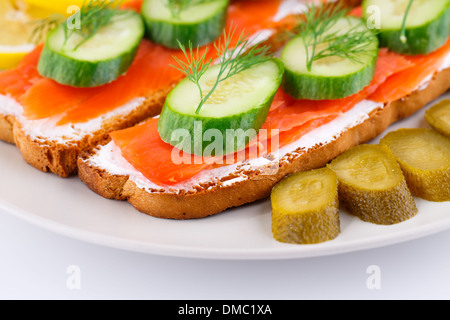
[1,209,450,300]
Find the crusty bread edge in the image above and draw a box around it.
[78,68,450,219]
[0,114,15,144]
[12,88,171,177]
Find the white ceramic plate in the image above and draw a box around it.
[0,94,449,260]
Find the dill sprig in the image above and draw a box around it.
[166,0,215,18]
[171,25,271,114]
[296,4,377,72]
[30,0,129,50]
[29,14,65,44]
[64,0,129,50]
[171,42,212,113]
[400,0,414,43]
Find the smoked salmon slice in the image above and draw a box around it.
[111,119,212,185]
[20,40,186,124]
[227,0,283,35]
[368,38,450,103]
[261,49,413,134]
[120,0,143,12]
[110,48,421,186]
[0,44,43,99]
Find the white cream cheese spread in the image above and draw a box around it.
[85,99,385,193]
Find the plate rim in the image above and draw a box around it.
[2,196,450,260]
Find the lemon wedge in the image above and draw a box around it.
[24,0,90,15]
[24,0,134,15]
[0,0,55,69]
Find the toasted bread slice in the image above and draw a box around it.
[11,89,171,177]
[77,64,450,219]
[0,114,15,144]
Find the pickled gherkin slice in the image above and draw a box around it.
[271,167,340,244]
[425,99,450,137]
[328,144,417,225]
[380,128,450,202]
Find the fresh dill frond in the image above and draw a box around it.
[171,41,213,112]
[171,25,272,114]
[30,0,130,50]
[166,0,215,18]
[64,0,129,50]
[296,3,377,72]
[400,0,414,43]
[29,14,65,44]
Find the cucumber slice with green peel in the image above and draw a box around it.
[328,144,417,225]
[380,128,450,202]
[141,0,229,49]
[271,167,340,245]
[362,0,450,55]
[280,17,379,100]
[425,99,450,137]
[157,59,284,157]
[37,10,145,88]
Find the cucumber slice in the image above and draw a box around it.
[157,59,284,156]
[425,99,450,137]
[362,0,450,55]
[280,16,378,100]
[271,167,340,245]
[37,10,144,88]
[141,0,229,49]
[380,128,450,202]
[328,144,417,225]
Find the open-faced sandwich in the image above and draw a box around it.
[77,0,450,224]
[0,0,308,176]
[1,0,449,246]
